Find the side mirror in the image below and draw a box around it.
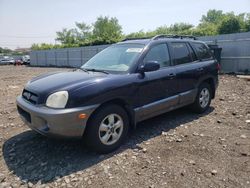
[138,61,160,73]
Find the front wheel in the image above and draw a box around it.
[191,82,212,113]
[84,104,129,153]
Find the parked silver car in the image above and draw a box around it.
[0,56,15,65]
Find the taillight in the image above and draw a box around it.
[216,63,221,71]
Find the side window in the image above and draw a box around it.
[143,44,170,68]
[187,43,198,61]
[171,43,192,65]
[193,43,212,60]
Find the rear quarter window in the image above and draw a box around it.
[193,42,212,60]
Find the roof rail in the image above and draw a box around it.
[122,37,152,41]
[152,34,197,40]
[122,34,197,42]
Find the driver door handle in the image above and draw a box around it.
[168,73,176,79]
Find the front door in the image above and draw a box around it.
[135,43,179,121]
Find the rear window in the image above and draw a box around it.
[171,42,192,65]
[193,43,212,60]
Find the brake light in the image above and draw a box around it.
[216,63,221,71]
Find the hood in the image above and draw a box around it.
[25,70,107,95]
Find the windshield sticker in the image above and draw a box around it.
[126,48,143,53]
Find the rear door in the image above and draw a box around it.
[190,41,218,87]
[168,42,200,104]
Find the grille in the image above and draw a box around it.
[22,89,39,104]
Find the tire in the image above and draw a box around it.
[191,82,212,113]
[84,104,129,153]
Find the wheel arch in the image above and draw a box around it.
[198,77,216,99]
[85,98,136,135]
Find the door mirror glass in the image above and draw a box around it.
[138,61,160,73]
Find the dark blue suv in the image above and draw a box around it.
[17,35,219,153]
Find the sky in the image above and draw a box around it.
[0,0,249,49]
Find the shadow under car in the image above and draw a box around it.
[2,107,214,184]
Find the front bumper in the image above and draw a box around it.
[16,96,98,138]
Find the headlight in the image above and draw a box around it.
[46,91,68,108]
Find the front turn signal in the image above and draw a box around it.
[78,113,87,119]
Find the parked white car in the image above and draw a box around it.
[22,55,30,65]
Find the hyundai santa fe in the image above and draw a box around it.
[17,35,219,153]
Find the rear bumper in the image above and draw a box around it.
[16,96,98,138]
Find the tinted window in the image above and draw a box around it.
[193,43,212,60]
[171,43,192,65]
[143,44,170,68]
[187,44,198,61]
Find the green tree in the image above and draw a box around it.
[74,22,92,45]
[236,13,250,32]
[126,23,194,39]
[245,13,250,31]
[193,23,218,36]
[0,47,12,54]
[32,10,250,50]
[154,26,170,35]
[125,30,147,38]
[92,16,122,44]
[55,22,92,46]
[56,28,77,45]
[154,23,193,35]
[30,44,40,50]
[168,23,193,34]
[201,9,224,24]
[31,43,56,50]
[218,16,241,34]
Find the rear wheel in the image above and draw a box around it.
[84,104,129,153]
[191,82,211,113]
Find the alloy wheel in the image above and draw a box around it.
[199,88,210,108]
[98,114,124,145]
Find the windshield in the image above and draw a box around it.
[81,44,144,72]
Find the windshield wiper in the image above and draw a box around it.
[85,68,109,74]
[78,67,90,73]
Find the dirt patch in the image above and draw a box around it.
[0,65,249,188]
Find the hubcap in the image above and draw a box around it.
[199,88,210,108]
[99,114,123,145]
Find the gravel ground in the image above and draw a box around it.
[0,65,249,188]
